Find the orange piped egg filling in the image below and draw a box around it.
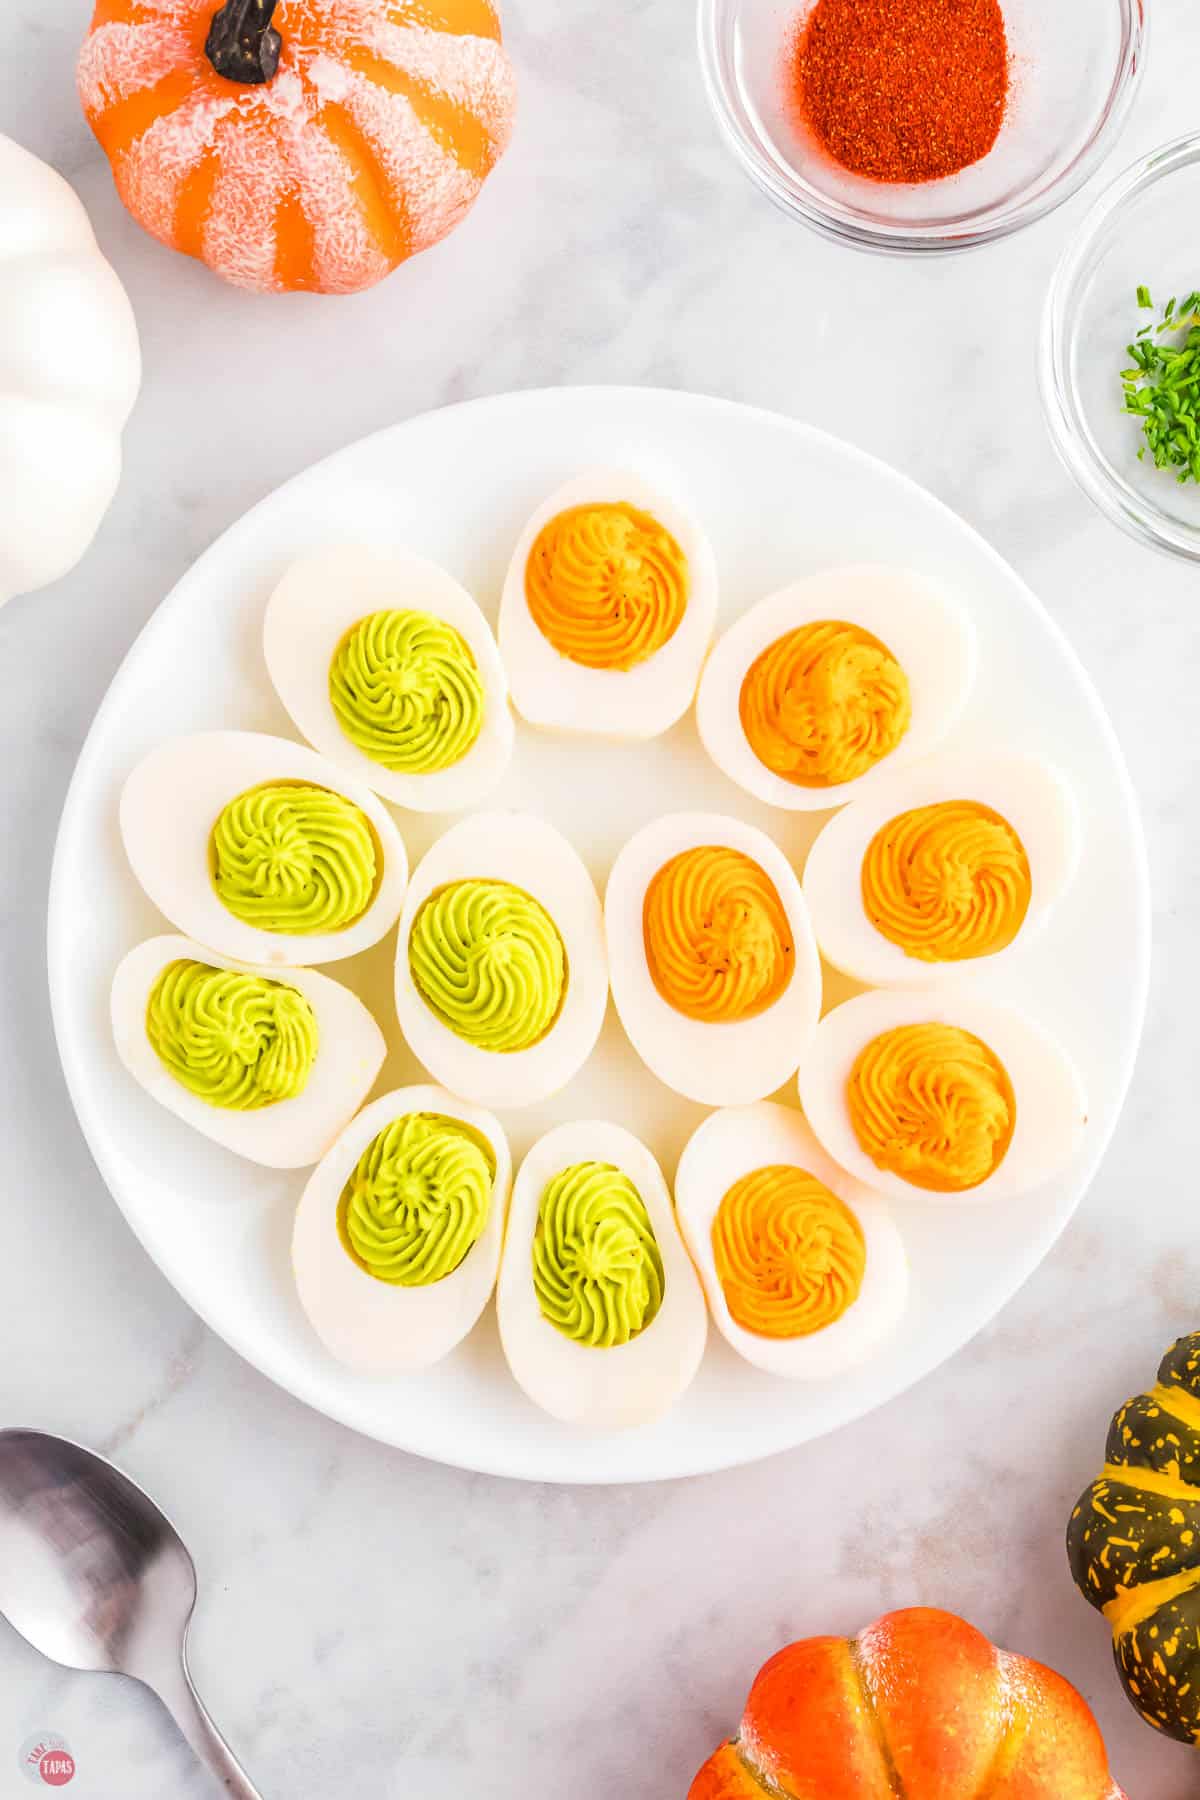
[862,800,1032,963]
[739,620,911,788]
[525,502,689,670]
[848,1023,1016,1192]
[643,847,794,1023]
[712,1166,866,1339]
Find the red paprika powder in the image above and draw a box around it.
[788,0,1010,186]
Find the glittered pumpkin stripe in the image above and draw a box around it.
[117,97,236,245]
[77,20,191,113]
[203,111,289,289]
[325,69,480,254]
[172,140,221,260]
[352,24,516,139]
[273,108,393,292]
[315,99,413,269]
[340,45,499,176]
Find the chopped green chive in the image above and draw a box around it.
[1121,285,1200,484]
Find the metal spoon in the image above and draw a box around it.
[0,1427,263,1797]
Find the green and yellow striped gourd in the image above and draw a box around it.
[1067,1332,1200,1745]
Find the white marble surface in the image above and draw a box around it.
[2,0,1198,1793]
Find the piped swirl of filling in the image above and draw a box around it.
[739,620,912,788]
[862,800,1032,963]
[532,1161,665,1347]
[712,1166,866,1338]
[848,1023,1016,1192]
[643,846,794,1022]
[409,880,567,1053]
[338,1112,495,1286]
[146,959,317,1110]
[329,609,485,774]
[524,502,689,670]
[211,783,378,934]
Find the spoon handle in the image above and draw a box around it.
[153,1648,265,1799]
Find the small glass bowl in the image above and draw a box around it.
[696,0,1146,255]
[1041,133,1200,563]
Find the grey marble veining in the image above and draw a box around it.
[1,0,1199,1793]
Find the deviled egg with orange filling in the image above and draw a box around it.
[497,1120,706,1429]
[696,566,976,812]
[263,544,514,813]
[803,751,1080,986]
[111,935,386,1168]
[394,812,608,1109]
[798,991,1086,1204]
[498,469,718,738]
[120,732,408,967]
[676,1104,907,1380]
[293,1086,511,1374]
[605,813,821,1107]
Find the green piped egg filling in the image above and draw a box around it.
[210,782,379,935]
[338,1112,496,1286]
[408,879,567,1054]
[146,959,318,1110]
[532,1161,665,1348]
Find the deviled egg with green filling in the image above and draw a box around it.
[497,1120,706,1429]
[263,544,514,813]
[394,812,609,1109]
[111,935,385,1168]
[120,731,408,966]
[293,1086,511,1373]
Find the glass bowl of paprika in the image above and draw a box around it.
[1041,131,1200,563]
[697,0,1146,255]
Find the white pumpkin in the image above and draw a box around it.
[0,134,141,607]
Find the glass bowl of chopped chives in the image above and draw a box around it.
[1041,132,1200,561]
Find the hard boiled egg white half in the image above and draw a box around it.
[263,543,514,813]
[394,811,608,1109]
[497,1120,707,1430]
[111,935,386,1169]
[675,1103,908,1381]
[798,990,1087,1205]
[696,565,977,813]
[803,750,1080,987]
[121,732,408,967]
[293,1086,511,1374]
[605,812,822,1107]
[498,468,718,739]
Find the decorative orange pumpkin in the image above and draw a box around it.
[77,0,516,294]
[690,1608,1126,1800]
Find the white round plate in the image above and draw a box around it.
[48,389,1149,1485]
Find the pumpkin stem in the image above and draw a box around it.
[205,0,282,85]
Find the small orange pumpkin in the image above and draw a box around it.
[691,1609,1127,1800]
[77,0,516,294]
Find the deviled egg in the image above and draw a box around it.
[120,732,408,967]
[676,1104,907,1380]
[798,990,1087,1204]
[394,812,608,1109]
[263,544,514,813]
[293,1086,511,1373]
[803,750,1080,986]
[605,813,821,1107]
[497,1120,706,1429]
[111,935,386,1168]
[498,468,718,739]
[696,565,976,812]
